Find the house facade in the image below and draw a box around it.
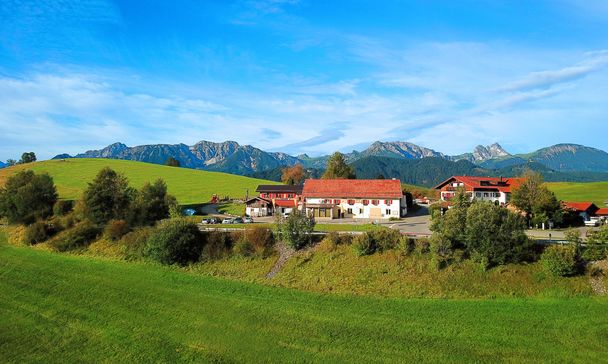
[301,179,406,220]
[435,176,525,206]
[245,185,302,217]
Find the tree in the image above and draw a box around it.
[130,179,177,226]
[322,152,356,179]
[19,152,37,164]
[376,174,385,179]
[82,167,135,225]
[511,170,561,226]
[6,159,16,167]
[281,164,305,185]
[165,157,180,167]
[144,219,203,265]
[464,202,530,268]
[430,187,470,247]
[276,209,315,250]
[0,170,57,224]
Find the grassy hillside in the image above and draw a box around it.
[547,181,608,206]
[1,236,607,363]
[0,159,278,205]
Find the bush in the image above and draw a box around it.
[429,233,452,270]
[243,226,275,256]
[24,222,50,245]
[368,228,401,252]
[49,220,101,252]
[397,236,416,255]
[415,238,431,254]
[53,200,74,216]
[276,210,315,250]
[541,245,579,277]
[233,239,255,257]
[352,233,374,256]
[0,170,58,224]
[144,219,203,265]
[118,227,153,260]
[581,245,607,261]
[104,220,130,241]
[202,231,232,260]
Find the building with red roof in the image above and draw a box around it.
[434,176,526,206]
[301,179,406,219]
[245,184,302,217]
[562,201,599,222]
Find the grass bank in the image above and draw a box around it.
[547,181,608,206]
[1,236,607,363]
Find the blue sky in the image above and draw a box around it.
[1,0,608,160]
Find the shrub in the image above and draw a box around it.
[104,220,130,241]
[233,239,255,257]
[49,220,101,252]
[276,210,315,250]
[581,245,607,262]
[53,200,74,216]
[415,238,431,254]
[397,236,416,255]
[23,222,49,245]
[119,227,154,261]
[368,228,401,252]
[129,179,177,226]
[244,226,275,256]
[541,245,579,277]
[587,265,603,278]
[202,231,232,260]
[429,233,452,270]
[352,233,374,256]
[82,167,135,225]
[0,170,58,224]
[144,219,202,265]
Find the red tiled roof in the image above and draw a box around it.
[274,200,297,208]
[434,176,526,193]
[596,208,608,216]
[563,201,598,212]
[302,179,403,199]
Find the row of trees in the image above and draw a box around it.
[4,152,37,167]
[280,152,356,185]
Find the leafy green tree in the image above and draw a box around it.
[276,210,315,250]
[0,170,57,224]
[541,245,579,277]
[165,157,180,167]
[144,219,202,265]
[82,167,135,225]
[130,179,177,226]
[322,152,356,179]
[6,159,17,167]
[464,202,530,268]
[19,152,37,164]
[281,164,306,185]
[430,187,470,247]
[511,170,561,226]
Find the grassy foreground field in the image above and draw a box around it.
[2,232,608,363]
[547,181,608,206]
[0,159,278,205]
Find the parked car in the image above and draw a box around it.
[201,218,212,224]
[233,217,244,224]
[243,217,253,223]
[222,218,233,224]
[282,211,291,218]
[585,219,599,227]
[202,217,220,224]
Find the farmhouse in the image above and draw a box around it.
[245,185,302,217]
[301,179,406,219]
[435,176,525,206]
[562,201,599,221]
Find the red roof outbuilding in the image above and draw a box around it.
[302,179,403,199]
[562,201,599,213]
[594,208,608,216]
[434,176,525,193]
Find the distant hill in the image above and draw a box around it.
[0,159,278,204]
[54,140,608,177]
[351,156,608,187]
[247,166,324,182]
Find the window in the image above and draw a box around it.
[384,200,391,205]
[372,200,379,205]
[347,208,353,214]
[334,199,341,205]
[484,193,489,197]
[362,200,369,206]
[476,192,481,197]
[348,199,355,205]
[386,209,391,215]
[359,208,363,214]
[261,193,266,198]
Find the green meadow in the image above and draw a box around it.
[1,232,607,363]
[0,158,278,205]
[547,181,608,206]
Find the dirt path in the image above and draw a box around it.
[589,260,607,296]
[266,242,295,279]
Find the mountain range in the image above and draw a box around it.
[0,161,5,169]
[52,140,608,183]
